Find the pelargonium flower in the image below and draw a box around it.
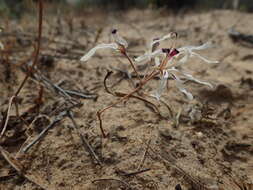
[142,34,218,101]
[80,29,128,62]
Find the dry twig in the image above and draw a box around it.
[146,142,208,190]
[68,111,102,165]
[0,0,43,139]
[22,110,67,153]
[0,146,50,190]
[138,138,151,170]
[92,178,132,189]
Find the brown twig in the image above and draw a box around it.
[0,96,15,139]
[122,51,142,82]
[37,73,73,101]
[93,27,103,45]
[97,70,160,137]
[68,111,102,165]
[0,146,50,190]
[14,0,43,97]
[146,142,208,190]
[138,138,151,170]
[98,69,160,137]
[92,178,132,189]
[0,0,43,139]
[121,168,151,177]
[22,110,67,153]
[64,89,98,100]
[35,73,97,101]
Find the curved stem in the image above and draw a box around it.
[123,51,142,82]
[97,70,159,138]
[15,0,43,96]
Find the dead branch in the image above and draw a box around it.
[0,96,15,139]
[68,111,102,165]
[92,178,132,189]
[146,142,209,190]
[22,110,67,153]
[0,146,50,190]
[137,138,151,170]
[0,0,43,140]
[121,168,151,177]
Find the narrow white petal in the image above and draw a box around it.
[191,42,214,51]
[135,49,163,62]
[150,93,161,101]
[135,52,150,62]
[183,73,213,88]
[168,52,189,68]
[173,73,193,100]
[178,87,194,100]
[176,82,194,100]
[167,68,213,88]
[150,33,173,47]
[112,33,128,48]
[155,57,160,67]
[80,43,118,62]
[191,52,219,64]
[168,67,178,71]
[153,70,169,101]
[178,42,214,52]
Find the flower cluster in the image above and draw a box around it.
[134,33,218,100]
[80,30,218,101]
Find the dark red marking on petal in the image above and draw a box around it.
[169,49,179,57]
[162,48,170,54]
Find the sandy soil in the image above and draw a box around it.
[0,9,252,190]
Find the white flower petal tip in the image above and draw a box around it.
[179,42,215,52]
[134,53,149,62]
[151,33,171,46]
[194,41,215,50]
[152,71,169,101]
[80,43,118,62]
[155,57,160,67]
[111,30,128,48]
[182,73,214,88]
[190,52,218,64]
[151,93,161,101]
[181,89,194,100]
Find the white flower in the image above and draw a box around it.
[80,29,128,62]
